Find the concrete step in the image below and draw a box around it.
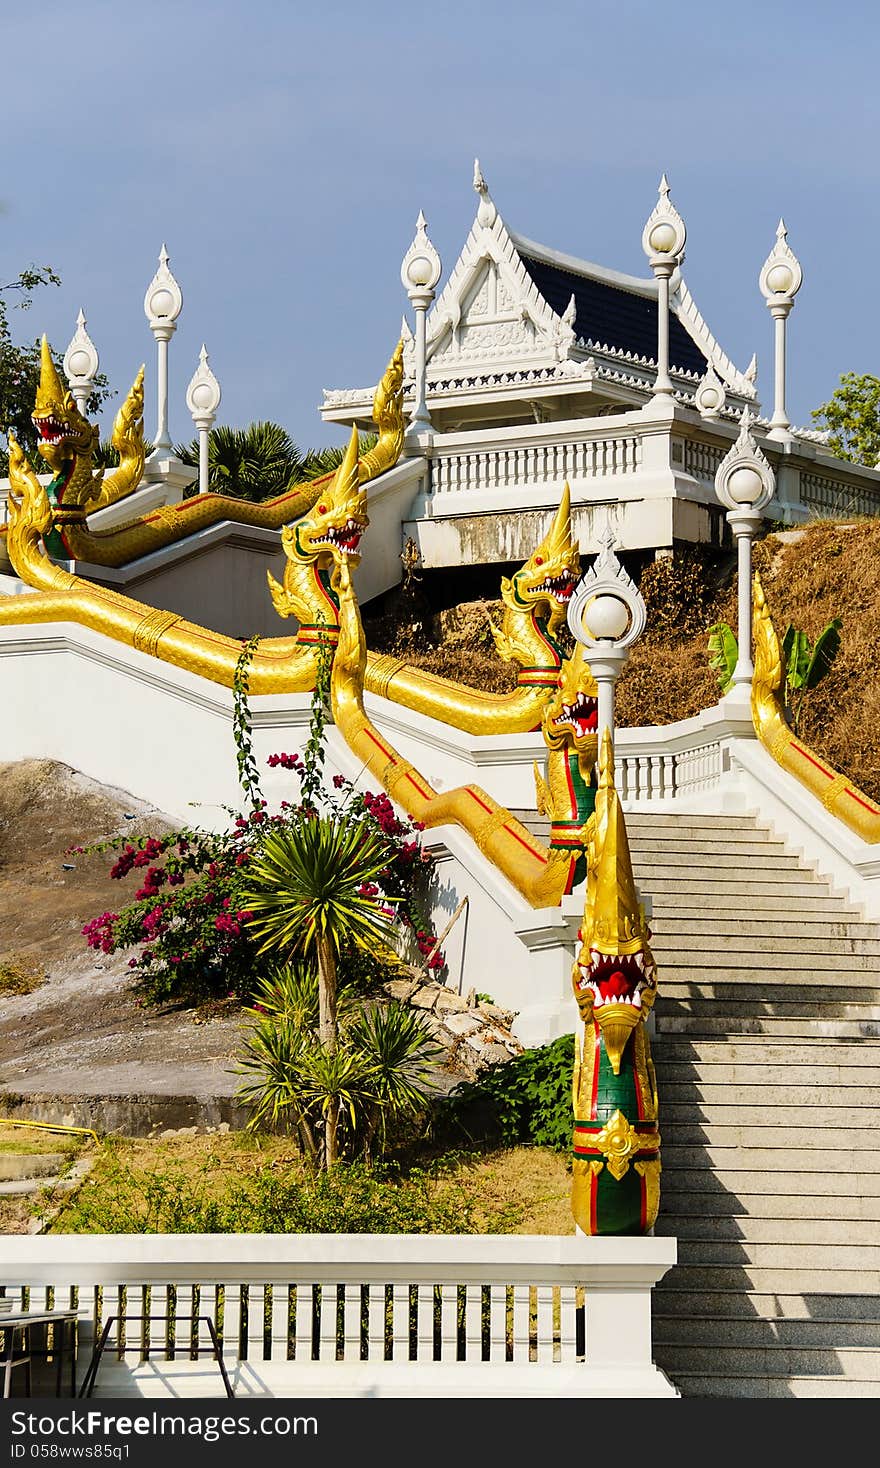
[657,1191,880,1221]
[654,1264,880,1293]
[628,833,787,857]
[658,1124,880,1151]
[659,1143,880,1172]
[651,936,880,960]
[612,813,764,832]
[645,888,854,911]
[660,991,880,1013]
[660,1100,880,1127]
[653,1037,880,1064]
[649,1373,880,1398]
[0,1152,67,1182]
[653,1288,880,1321]
[638,852,811,873]
[653,1215,880,1245]
[649,917,880,940]
[653,1345,880,1394]
[658,951,880,975]
[655,1064,880,1086]
[656,1015,880,1038]
[657,1082,880,1107]
[654,1314,880,1348]
[657,1167,880,1196]
[636,873,835,897]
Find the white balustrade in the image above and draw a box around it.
[431,431,642,497]
[1,1234,679,1398]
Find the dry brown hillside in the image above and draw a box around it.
[374,518,880,806]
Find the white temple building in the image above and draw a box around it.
[321,165,880,584]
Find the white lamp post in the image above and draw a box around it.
[185,345,221,497]
[143,244,183,459]
[401,211,442,448]
[759,220,802,441]
[567,525,647,751]
[714,409,775,692]
[63,310,99,418]
[641,175,687,402]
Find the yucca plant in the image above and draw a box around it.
[242,813,398,1165]
[348,1002,442,1159]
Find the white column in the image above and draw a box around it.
[186,345,221,497]
[729,511,763,686]
[641,176,686,407]
[760,221,802,443]
[144,245,183,460]
[401,212,442,449]
[713,411,775,702]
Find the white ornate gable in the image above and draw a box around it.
[414,165,576,378]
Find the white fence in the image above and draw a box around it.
[1,1234,679,1399]
[431,430,642,497]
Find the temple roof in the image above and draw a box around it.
[321,167,757,424]
[516,245,708,379]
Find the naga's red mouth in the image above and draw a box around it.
[314,518,365,554]
[33,414,68,446]
[575,951,654,1011]
[554,691,598,738]
[537,569,577,601]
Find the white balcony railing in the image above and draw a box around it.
[1,1234,679,1399]
[430,428,642,497]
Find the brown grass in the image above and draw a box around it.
[387,520,880,803]
[0,955,44,997]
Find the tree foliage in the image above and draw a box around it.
[811,372,880,467]
[174,422,378,502]
[0,265,112,474]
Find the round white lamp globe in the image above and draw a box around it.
[649,222,678,254]
[586,594,630,640]
[727,466,764,506]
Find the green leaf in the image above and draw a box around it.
[784,629,812,691]
[804,618,842,689]
[706,622,738,693]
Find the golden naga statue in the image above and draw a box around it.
[534,643,598,890]
[330,553,587,908]
[0,340,405,571]
[364,484,581,733]
[751,572,880,842]
[0,346,405,695]
[571,729,661,1235]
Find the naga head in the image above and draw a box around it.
[32,336,98,473]
[573,729,657,1074]
[282,425,368,570]
[542,643,599,757]
[501,483,581,633]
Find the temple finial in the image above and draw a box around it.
[473,158,496,226]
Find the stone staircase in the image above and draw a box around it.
[513,805,880,1397]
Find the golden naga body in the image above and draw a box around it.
[534,644,598,890]
[330,555,581,908]
[751,573,880,842]
[0,348,406,694]
[571,730,661,1235]
[0,342,404,571]
[363,484,581,733]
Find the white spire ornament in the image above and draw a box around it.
[63,309,99,418]
[759,220,802,440]
[473,158,497,227]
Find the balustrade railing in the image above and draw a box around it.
[615,740,724,803]
[1,1235,678,1398]
[431,432,641,496]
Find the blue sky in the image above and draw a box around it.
[5,0,879,450]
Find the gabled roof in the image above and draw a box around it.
[516,245,708,379]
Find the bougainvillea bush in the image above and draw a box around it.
[78,639,445,1007]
